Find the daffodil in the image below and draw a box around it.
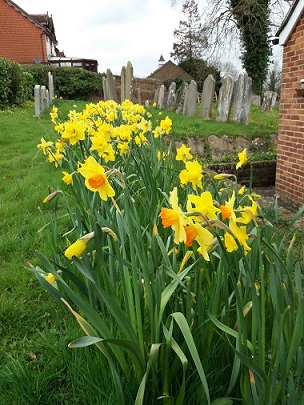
[179,160,203,190]
[224,219,251,253]
[187,191,220,220]
[185,223,214,261]
[48,149,64,167]
[78,156,115,201]
[62,171,73,185]
[160,187,189,244]
[44,272,57,286]
[64,232,94,260]
[236,198,259,224]
[159,116,172,134]
[220,191,236,221]
[37,138,53,155]
[61,121,86,145]
[236,148,248,169]
[176,144,193,163]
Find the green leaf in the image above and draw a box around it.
[69,335,102,348]
[172,312,210,404]
[211,398,233,405]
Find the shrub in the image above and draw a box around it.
[0,58,11,108]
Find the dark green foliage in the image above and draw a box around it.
[230,0,271,95]
[24,64,56,87]
[179,57,222,92]
[0,58,33,108]
[0,58,11,108]
[53,67,104,99]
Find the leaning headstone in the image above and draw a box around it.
[120,66,126,102]
[48,72,54,100]
[200,74,215,119]
[125,61,133,101]
[154,86,160,104]
[216,76,234,122]
[106,69,117,102]
[165,81,176,110]
[233,73,252,124]
[182,84,189,115]
[176,82,188,114]
[262,90,273,112]
[34,85,41,116]
[157,84,165,109]
[184,80,197,116]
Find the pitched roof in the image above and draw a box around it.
[147,60,194,81]
[274,0,304,45]
[4,0,57,44]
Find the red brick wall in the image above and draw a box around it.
[0,0,47,64]
[276,12,304,208]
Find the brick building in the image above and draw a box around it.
[273,0,304,208]
[0,0,58,65]
[0,0,98,71]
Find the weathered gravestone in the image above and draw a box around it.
[48,72,54,100]
[200,74,215,119]
[165,81,176,110]
[233,73,252,124]
[125,61,133,101]
[176,82,188,114]
[121,66,126,102]
[102,76,108,101]
[262,90,274,112]
[216,76,234,122]
[251,94,261,106]
[157,84,165,109]
[184,80,197,116]
[106,69,117,102]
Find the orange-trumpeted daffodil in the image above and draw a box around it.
[179,160,203,190]
[78,156,115,201]
[176,144,193,163]
[64,232,94,260]
[236,148,248,169]
[187,191,220,220]
[160,187,189,244]
[185,223,214,261]
[220,191,236,221]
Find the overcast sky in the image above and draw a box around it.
[16,0,191,77]
[16,0,285,78]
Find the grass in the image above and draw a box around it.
[149,104,279,138]
[0,99,290,403]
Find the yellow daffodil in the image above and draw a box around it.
[37,138,53,155]
[238,185,246,195]
[179,160,203,190]
[78,156,115,201]
[160,187,189,244]
[237,198,259,224]
[187,191,220,220]
[224,219,251,253]
[159,116,172,134]
[64,232,94,260]
[44,272,57,286]
[236,148,248,169]
[61,121,86,145]
[176,144,193,163]
[48,149,64,167]
[62,171,73,185]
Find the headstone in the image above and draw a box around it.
[251,94,261,106]
[34,85,41,116]
[271,92,278,108]
[157,84,165,109]
[182,84,189,115]
[262,90,273,112]
[233,73,252,124]
[216,76,234,122]
[102,76,108,100]
[176,82,188,114]
[145,100,150,107]
[125,61,133,101]
[165,81,176,110]
[154,86,160,104]
[48,72,54,100]
[200,74,215,119]
[121,66,126,102]
[184,80,197,116]
[40,85,48,111]
[106,69,117,102]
